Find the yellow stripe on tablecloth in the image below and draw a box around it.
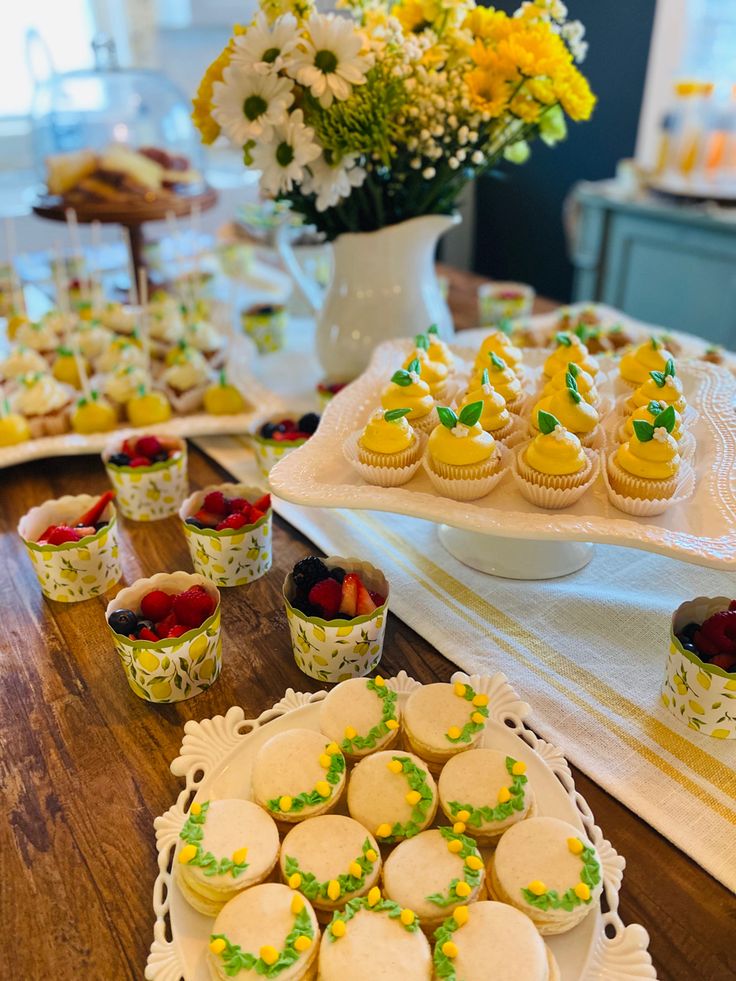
[347,512,736,813]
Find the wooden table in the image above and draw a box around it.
[1,276,734,981]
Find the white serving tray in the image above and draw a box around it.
[146,671,655,981]
[269,334,736,569]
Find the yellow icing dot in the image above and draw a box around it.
[527,880,547,897]
[365,848,378,863]
[288,873,302,889]
[405,790,421,806]
[442,941,459,958]
[178,844,197,864]
[327,879,341,901]
[456,810,471,822]
[447,838,463,854]
[349,861,363,878]
[447,726,462,740]
[567,837,584,855]
[466,855,483,871]
[453,906,470,926]
[497,786,511,804]
[400,908,415,926]
[315,781,331,798]
[471,712,486,725]
[291,893,305,914]
[374,676,386,687]
[279,796,293,812]
[331,920,346,938]
[294,935,312,952]
[231,847,248,864]
[511,761,527,776]
[326,742,340,755]
[367,886,382,906]
[453,822,466,834]
[190,802,202,816]
[453,682,467,697]
[344,725,357,739]
[387,759,403,774]
[386,718,399,730]
[260,946,278,966]
[376,823,392,838]
[209,938,226,955]
[455,881,472,897]
[472,693,489,707]
[319,753,331,768]
[574,882,591,901]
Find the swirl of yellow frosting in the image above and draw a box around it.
[542,364,599,404]
[403,349,448,393]
[615,431,680,479]
[525,426,587,475]
[624,401,683,441]
[543,335,600,378]
[619,339,673,385]
[429,420,495,466]
[628,373,686,413]
[359,411,415,455]
[470,356,522,404]
[475,330,523,371]
[459,383,511,433]
[381,374,434,421]
[427,330,454,367]
[532,389,599,435]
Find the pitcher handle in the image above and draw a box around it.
[274,223,324,314]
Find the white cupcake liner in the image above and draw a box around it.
[409,407,439,435]
[603,451,696,516]
[512,444,600,509]
[103,434,188,521]
[343,429,425,487]
[422,443,510,501]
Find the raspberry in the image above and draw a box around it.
[129,456,152,468]
[173,586,216,628]
[216,513,247,531]
[308,577,342,619]
[694,610,736,658]
[140,589,173,622]
[227,497,249,514]
[204,491,227,515]
[46,525,83,545]
[136,435,163,458]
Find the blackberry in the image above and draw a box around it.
[292,556,329,594]
[108,452,131,467]
[329,567,346,583]
[297,412,321,435]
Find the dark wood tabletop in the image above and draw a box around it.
[1,270,734,981]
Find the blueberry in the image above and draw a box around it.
[276,422,289,433]
[93,521,108,532]
[152,450,169,463]
[107,608,139,635]
[680,640,698,654]
[108,452,131,467]
[186,517,205,529]
[297,412,321,435]
[136,619,155,634]
[681,621,700,641]
[260,422,278,439]
[329,567,346,583]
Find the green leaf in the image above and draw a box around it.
[633,419,654,442]
[489,352,506,370]
[437,406,458,429]
[415,333,429,351]
[567,362,579,378]
[538,410,559,435]
[653,403,676,433]
[664,358,675,377]
[407,358,421,375]
[556,332,572,347]
[390,369,412,387]
[428,324,439,336]
[498,316,513,336]
[651,337,661,350]
[458,401,482,427]
[649,370,666,387]
[647,400,665,416]
[384,407,411,422]
[481,368,490,386]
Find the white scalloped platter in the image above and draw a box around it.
[269,334,736,569]
[147,671,655,981]
[0,334,285,469]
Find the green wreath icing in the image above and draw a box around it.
[377,756,435,843]
[179,801,249,878]
[521,838,601,912]
[433,913,465,981]
[327,896,420,941]
[447,756,527,828]
[445,683,489,744]
[425,827,483,907]
[340,679,398,754]
[210,906,314,978]
[284,838,377,902]
[266,746,345,815]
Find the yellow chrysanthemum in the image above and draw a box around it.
[510,91,542,123]
[526,77,556,105]
[192,45,232,144]
[554,65,597,121]
[463,7,514,42]
[465,68,510,117]
[392,0,440,34]
[468,39,517,79]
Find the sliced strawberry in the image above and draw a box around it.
[122,438,136,456]
[204,490,227,515]
[253,493,271,513]
[308,577,342,619]
[339,573,359,617]
[46,525,84,546]
[138,627,160,642]
[248,507,265,523]
[356,581,377,616]
[154,612,177,638]
[74,490,115,525]
[192,508,221,527]
[129,455,152,468]
[216,513,247,531]
[166,624,189,638]
[369,590,386,607]
[281,419,296,431]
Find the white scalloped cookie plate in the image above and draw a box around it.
[147,671,655,981]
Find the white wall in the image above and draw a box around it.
[636,0,688,167]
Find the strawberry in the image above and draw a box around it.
[227,497,249,514]
[122,438,136,456]
[138,627,160,642]
[46,525,83,546]
[166,624,189,639]
[74,490,115,525]
[253,493,271,513]
[173,585,216,627]
[129,455,152,467]
[192,508,221,527]
[216,512,247,531]
[203,490,227,515]
[339,573,359,617]
[369,590,386,607]
[308,577,342,619]
[141,589,173,622]
[154,612,177,638]
[135,435,163,458]
[248,507,265,523]
[283,431,307,441]
[356,581,377,616]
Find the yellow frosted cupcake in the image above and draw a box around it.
[426,324,455,371]
[469,352,524,412]
[607,404,681,502]
[624,358,687,415]
[344,408,425,489]
[457,369,515,442]
[543,333,600,379]
[619,337,673,387]
[424,402,504,501]
[381,359,438,434]
[618,399,685,444]
[541,361,599,406]
[515,411,598,509]
[474,327,524,374]
[403,334,448,400]
[531,374,600,447]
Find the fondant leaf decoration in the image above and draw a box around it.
[489,352,506,370]
[458,401,483,428]
[664,358,675,378]
[384,407,412,422]
[538,410,559,435]
[653,403,676,433]
[647,400,666,416]
[498,317,513,336]
[437,406,458,429]
[408,358,421,375]
[415,333,429,351]
[556,332,572,347]
[649,370,666,387]
[391,369,412,387]
[428,324,439,336]
[632,419,654,442]
[565,373,582,404]
[481,368,490,386]
[567,362,579,378]
[650,337,661,350]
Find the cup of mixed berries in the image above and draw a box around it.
[283,555,389,682]
[251,412,320,478]
[106,572,221,703]
[179,483,272,587]
[18,490,121,602]
[316,380,348,409]
[102,433,188,521]
[663,596,736,739]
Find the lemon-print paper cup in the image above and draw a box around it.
[102,435,189,521]
[283,556,390,683]
[18,495,121,602]
[180,483,272,587]
[662,596,736,739]
[241,305,287,354]
[251,430,308,479]
[106,572,221,703]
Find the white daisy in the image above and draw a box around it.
[301,152,366,211]
[251,109,321,196]
[288,14,372,109]
[211,67,294,145]
[231,12,300,76]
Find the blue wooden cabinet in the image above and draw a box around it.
[570,181,736,349]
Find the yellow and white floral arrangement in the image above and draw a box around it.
[193,0,595,237]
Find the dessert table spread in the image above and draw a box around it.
[1,267,735,981]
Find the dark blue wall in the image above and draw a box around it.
[473,0,657,301]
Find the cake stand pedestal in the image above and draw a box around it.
[437,525,594,579]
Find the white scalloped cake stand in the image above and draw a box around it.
[269,335,736,578]
[146,671,656,981]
